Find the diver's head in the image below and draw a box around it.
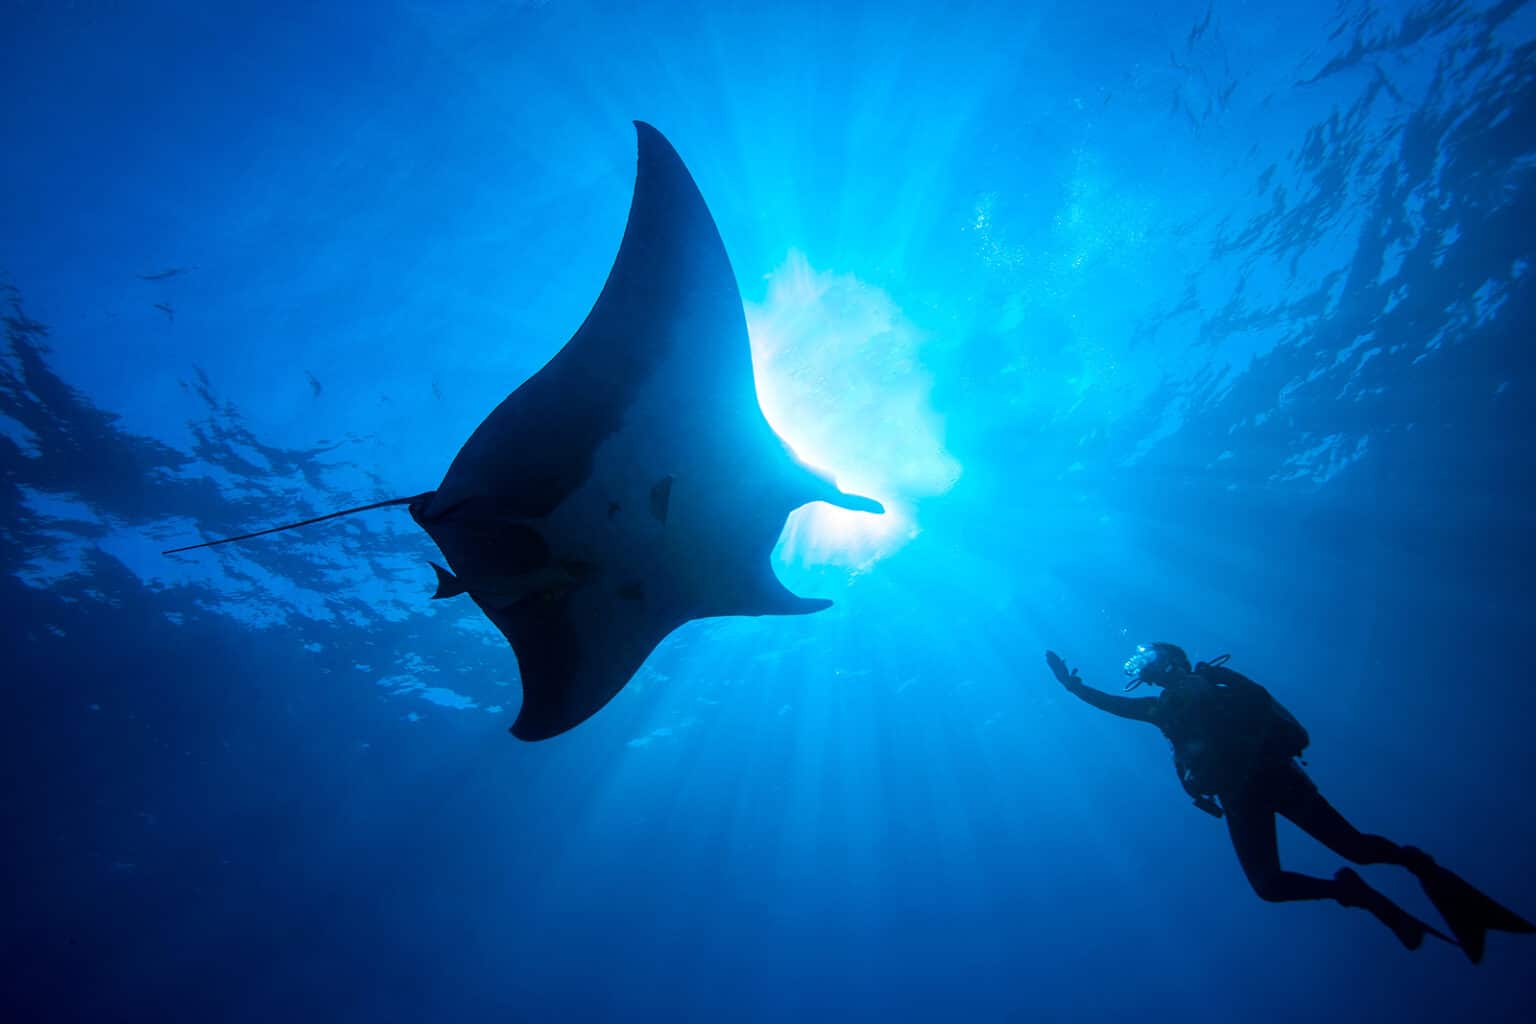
[1122,642,1191,690]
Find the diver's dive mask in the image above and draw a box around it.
[1122,642,1188,690]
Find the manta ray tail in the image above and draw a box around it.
[161,492,434,555]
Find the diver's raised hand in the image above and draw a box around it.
[1046,650,1081,688]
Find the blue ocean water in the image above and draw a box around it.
[4,0,1534,1019]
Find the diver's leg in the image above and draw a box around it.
[1268,763,1452,951]
[1274,765,1408,867]
[1226,775,1431,950]
[1224,793,1337,902]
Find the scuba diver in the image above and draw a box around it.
[1047,642,1533,962]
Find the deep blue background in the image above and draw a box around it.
[4,1,1534,1020]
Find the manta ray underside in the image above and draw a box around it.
[165,121,882,741]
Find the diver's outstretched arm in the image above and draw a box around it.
[1046,650,1160,724]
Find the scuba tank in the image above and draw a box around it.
[1195,655,1310,759]
[1159,654,1310,815]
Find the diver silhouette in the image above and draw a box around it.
[1047,643,1533,962]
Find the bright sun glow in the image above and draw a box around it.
[746,251,961,570]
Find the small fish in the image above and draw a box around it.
[153,302,174,323]
[137,266,194,281]
[1187,4,1214,50]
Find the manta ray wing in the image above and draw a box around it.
[412,122,880,741]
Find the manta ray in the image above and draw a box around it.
[165,121,882,741]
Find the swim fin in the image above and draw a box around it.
[1402,847,1535,964]
[1334,868,1453,952]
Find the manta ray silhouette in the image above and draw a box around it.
[164,121,883,741]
